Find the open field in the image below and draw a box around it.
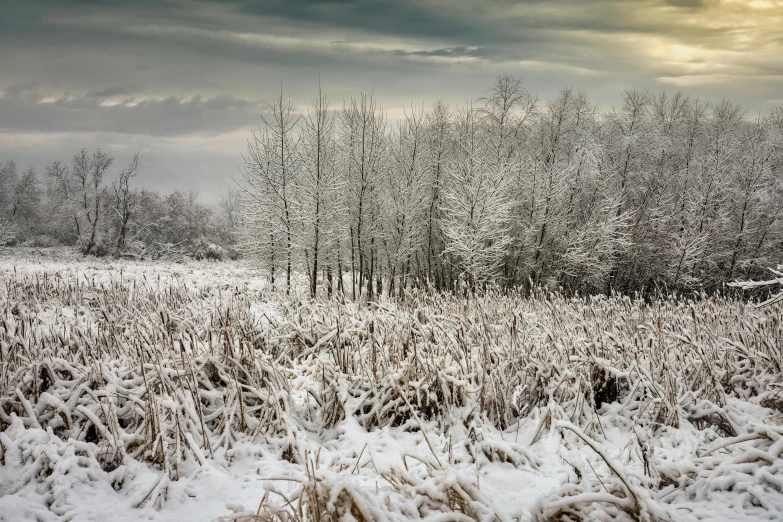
[1,250,783,521]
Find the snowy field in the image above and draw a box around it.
[1,249,783,521]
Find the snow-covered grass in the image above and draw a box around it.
[1,252,783,521]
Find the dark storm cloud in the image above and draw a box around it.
[216,0,482,41]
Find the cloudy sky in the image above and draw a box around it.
[1,0,781,204]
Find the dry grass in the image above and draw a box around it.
[1,260,782,520]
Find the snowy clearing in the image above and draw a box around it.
[1,251,783,521]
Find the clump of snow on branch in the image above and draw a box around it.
[729,264,783,307]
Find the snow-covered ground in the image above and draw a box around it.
[1,249,782,521]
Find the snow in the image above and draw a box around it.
[1,249,783,521]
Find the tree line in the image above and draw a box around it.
[0,151,236,259]
[239,76,783,298]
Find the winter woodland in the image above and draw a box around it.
[1,75,783,522]
[2,76,782,297]
[235,77,783,298]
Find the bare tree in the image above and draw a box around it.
[219,189,240,232]
[0,218,12,245]
[478,73,537,165]
[0,162,14,243]
[667,97,709,288]
[423,100,452,288]
[528,89,582,282]
[602,89,652,290]
[113,153,140,252]
[0,160,19,219]
[340,90,386,299]
[382,105,430,296]
[71,148,113,254]
[441,105,514,288]
[43,160,76,243]
[241,89,301,293]
[297,85,343,298]
[10,168,42,238]
[694,100,744,286]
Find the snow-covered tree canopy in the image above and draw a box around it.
[238,77,783,298]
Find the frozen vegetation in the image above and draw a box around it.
[1,249,783,521]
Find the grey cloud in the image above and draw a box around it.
[659,0,715,8]
[386,46,497,59]
[83,86,138,100]
[220,0,481,42]
[0,88,266,137]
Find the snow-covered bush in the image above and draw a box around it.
[29,234,59,248]
[193,237,227,261]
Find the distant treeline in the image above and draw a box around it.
[238,75,783,298]
[0,152,237,260]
